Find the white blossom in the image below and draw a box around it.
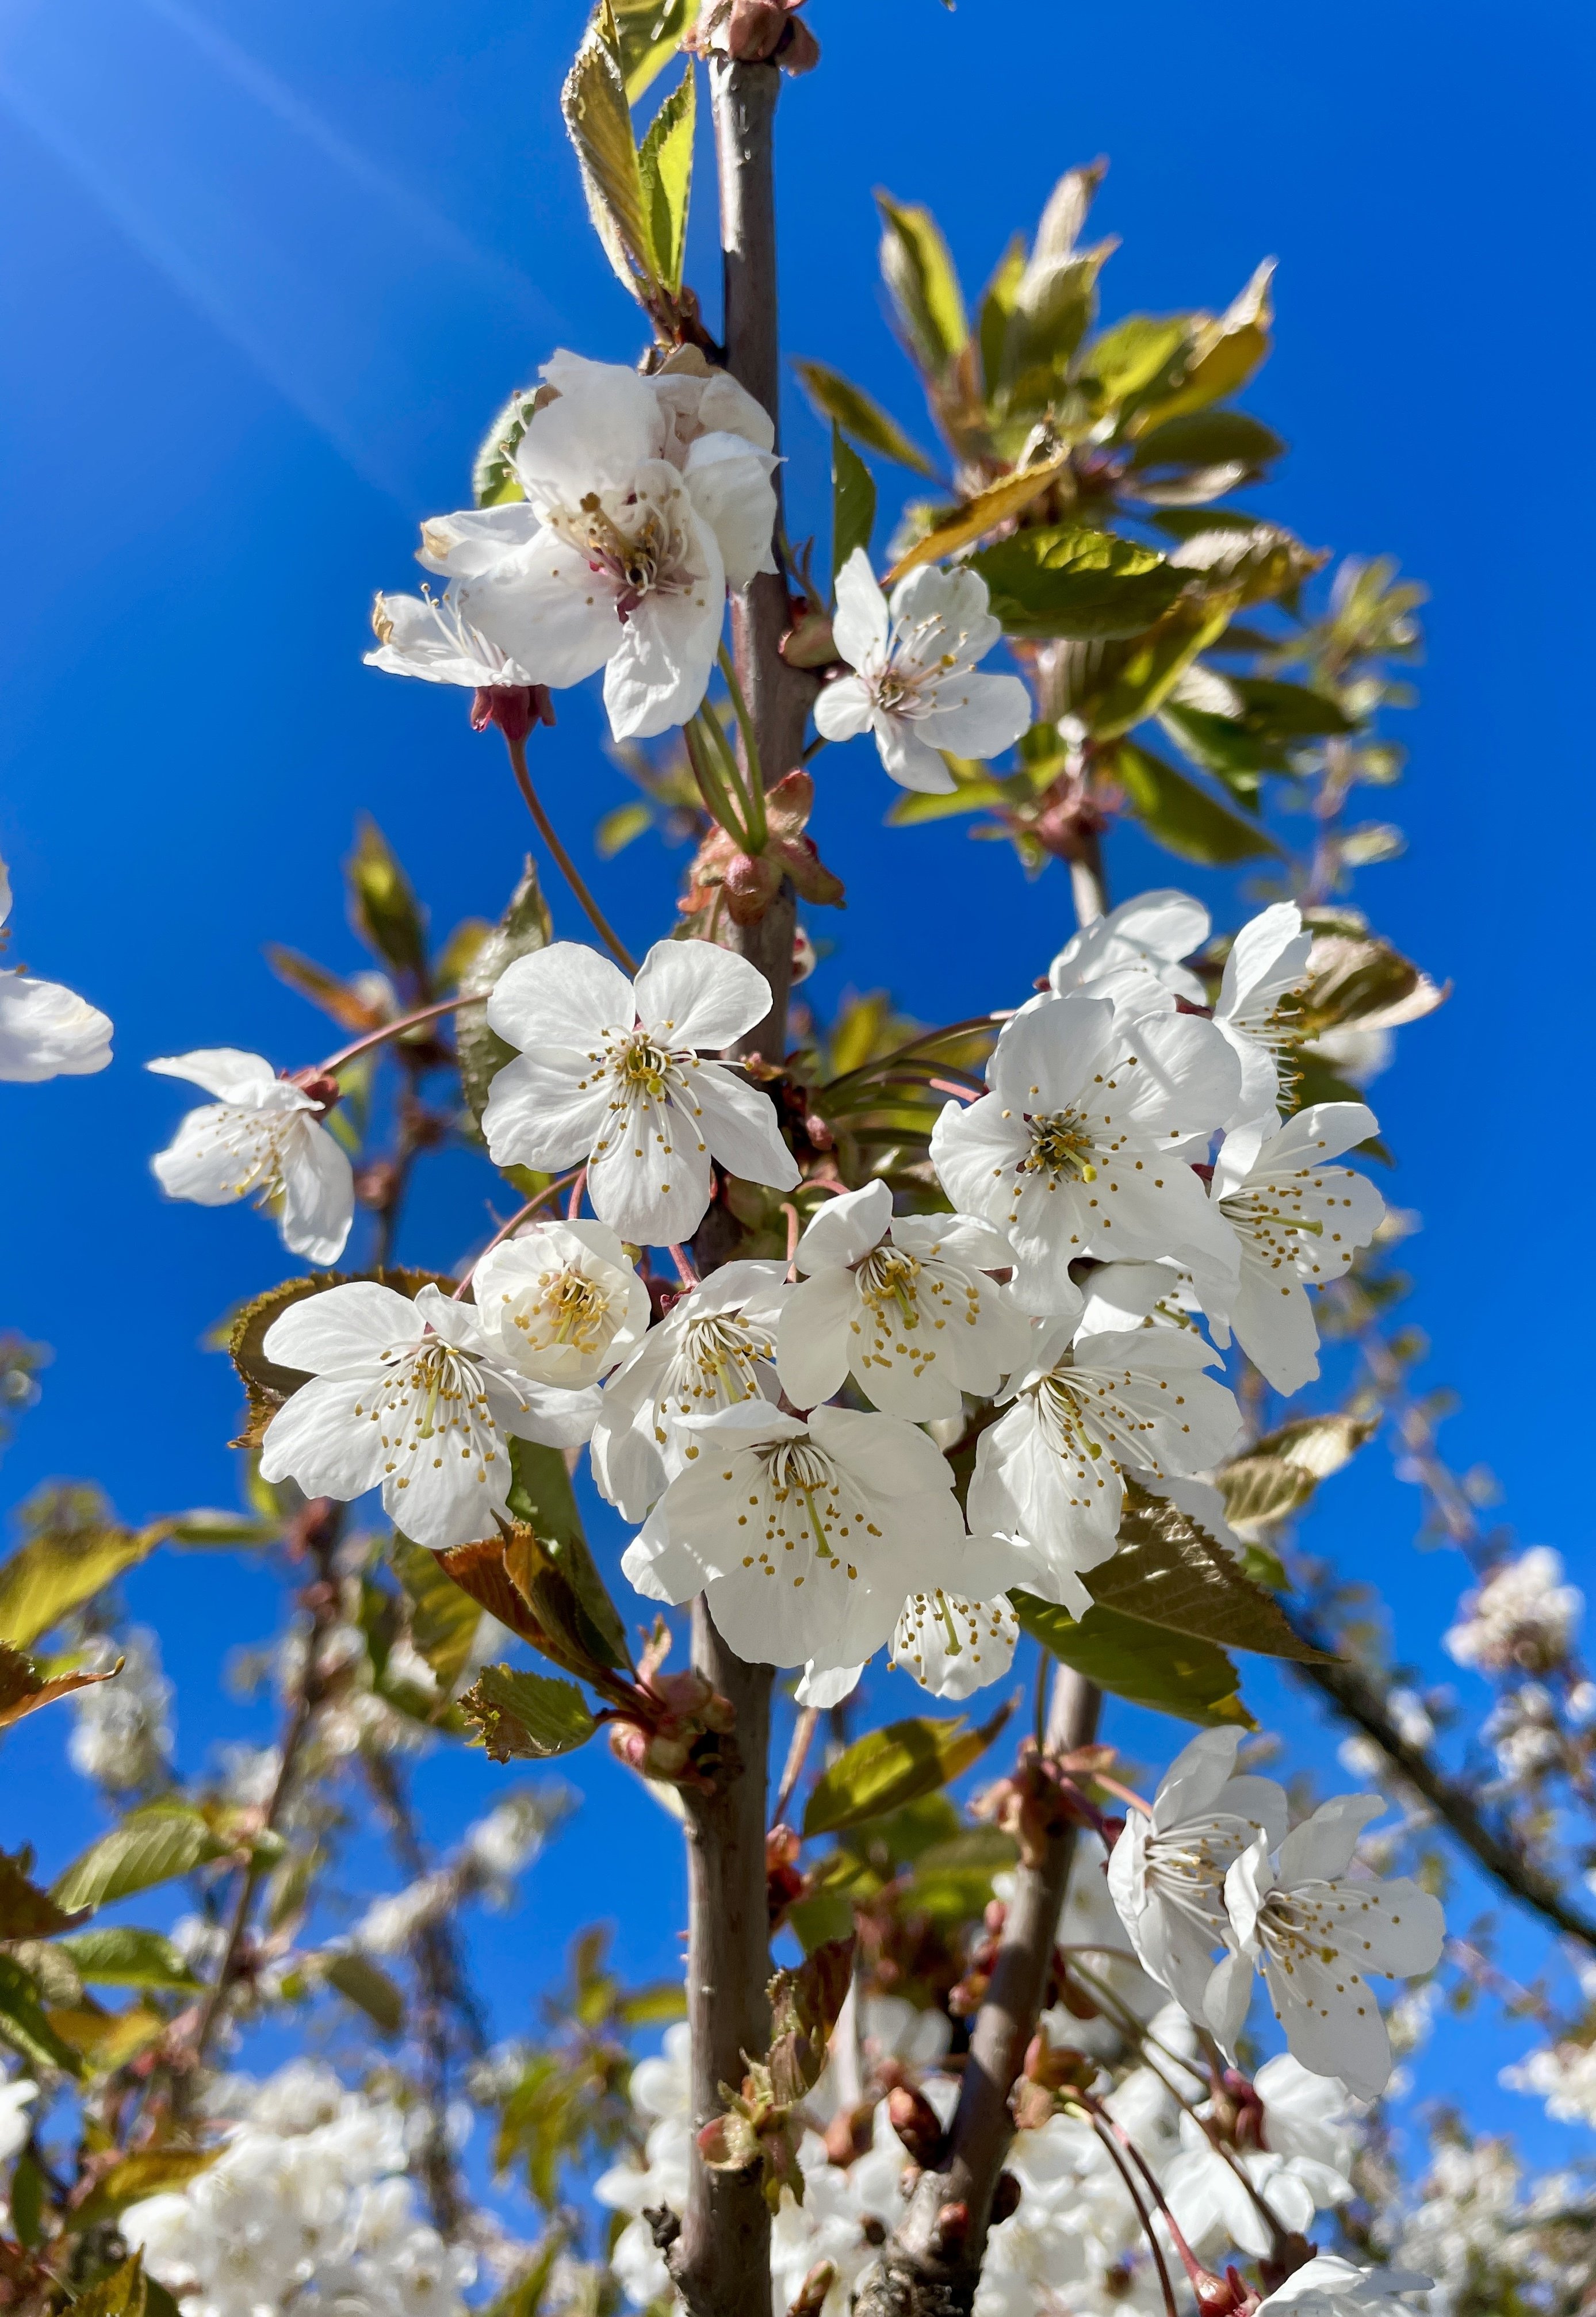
[1214,901,1313,1129]
[0,856,113,1082]
[407,352,778,740]
[472,1219,649,1389]
[257,1280,598,1552]
[814,552,1031,792]
[1165,2054,1360,2260]
[929,989,1241,1313]
[621,1399,1011,1682]
[1106,1728,1287,2020]
[364,583,539,690]
[1204,1101,1385,1393]
[968,1321,1241,1614]
[1256,2257,1433,2317]
[590,1258,788,1521]
[889,1587,1019,1699]
[1502,2034,1596,2127]
[775,1179,1034,1421]
[68,1627,173,1793]
[0,2079,37,2165]
[1048,888,1211,1009]
[124,2059,473,2317]
[482,940,798,1246]
[1445,1546,1582,1674]
[1206,1794,1445,2100]
[149,1049,355,1265]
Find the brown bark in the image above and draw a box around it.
[673,53,817,2317]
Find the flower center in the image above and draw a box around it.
[855,1244,923,1326]
[557,489,693,621]
[361,1336,503,1498]
[612,1032,676,1097]
[891,1588,1014,1679]
[1021,1109,1099,1183]
[520,1266,612,1354]
[737,1437,883,1585]
[661,1313,775,1426]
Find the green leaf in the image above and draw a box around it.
[0,1521,157,1652]
[345,815,427,982]
[904,1826,1017,1924]
[876,192,969,376]
[1074,596,1239,740]
[1013,1595,1251,1727]
[887,458,1067,582]
[507,1439,632,1672]
[1157,701,1293,786]
[1131,260,1274,432]
[52,1807,232,1914]
[0,1954,82,2074]
[1217,1414,1378,1536]
[791,358,939,478]
[161,1509,281,1548]
[562,5,657,303]
[885,767,1020,826]
[392,1536,483,1698]
[1079,315,1192,411]
[10,2146,43,2247]
[1230,676,1356,740]
[595,799,655,859]
[0,1639,124,1731]
[64,2255,149,2317]
[325,1951,405,2036]
[58,1928,205,1992]
[1111,739,1283,865]
[802,1705,1010,1840]
[472,383,549,508]
[1084,1481,1329,1661]
[637,67,694,295]
[977,233,1026,399]
[1130,409,1285,473]
[830,423,877,585]
[970,524,1187,642]
[462,1664,597,1761]
[610,0,699,100]
[456,856,553,1133]
[75,2155,220,2228]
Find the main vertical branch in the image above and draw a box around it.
[675,53,818,2317]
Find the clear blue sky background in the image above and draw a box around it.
[1,0,1591,2218]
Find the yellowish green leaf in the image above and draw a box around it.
[637,68,694,295]
[1013,1595,1251,1727]
[886,458,1067,582]
[791,358,939,478]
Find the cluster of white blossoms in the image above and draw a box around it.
[67,1625,173,1793]
[123,2059,474,2317]
[1444,1546,1583,1675]
[251,882,1391,1687]
[595,1962,1423,2317]
[1109,1729,1444,2102]
[0,854,112,1083]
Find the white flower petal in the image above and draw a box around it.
[457,526,620,688]
[923,670,1032,759]
[258,1373,390,1502]
[278,1117,357,1265]
[831,549,890,668]
[682,432,779,591]
[874,716,958,794]
[481,1053,614,1174]
[487,943,636,1054]
[147,1048,281,1105]
[632,940,772,1051]
[812,674,875,743]
[775,1269,858,1411]
[688,1060,800,1189]
[262,1281,421,1374]
[794,1179,893,1274]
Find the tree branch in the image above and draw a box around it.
[1295,1645,1596,1952]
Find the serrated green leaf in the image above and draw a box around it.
[1157,701,1293,786]
[791,358,938,478]
[637,68,694,295]
[461,1665,598,1762]
[877,192,969,377]
[617,1979,689,2027]
[562,6,657,302]
[0,1639,123,1730]
[472,383,547,508]
[1013,1594,1251,1727]
[970,524,1186,642]
[887,458,1068,583]
[1131,261,1274,433]
[0,1523,156,1653]
[610,0,699,99]
[1084,1481,1329,1660]
[1130,409,1285,473]
[392,1536,483,1697]
[1080,314,1192,411]
[1077,596,1240,740]
[52,1808,232,1914]
[0,1954,82,2074]
[325,1951,405,2035]
[803,1708,1007,1840]
[1216,1414,1378,1536]
[830,423,877,585]
[456,856,553,1132]
[58,1928,205,1992]
[226,1267,454,1450]
[1111,739,1282,865]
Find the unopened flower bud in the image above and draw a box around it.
[931,2200,969,2257]
[990,2171,1022,2225]
[784,2259,837,2317]
[286,1068,342,1113]
[823,2100,875,2167]
[887,2084,948,2170]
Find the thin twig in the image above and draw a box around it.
[772,1706,819,1826]
[319,994,469,1075]
[451,1170,585,1298]
[506,732,637,972]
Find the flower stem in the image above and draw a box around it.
[319,993,470,1075]
[717,640,767,848]
[451,1169,585,1298]
[505,732,637,973]
[686,710,756,851]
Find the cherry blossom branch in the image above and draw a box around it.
[1293,1638,1596,1951]
[504,732,637,973]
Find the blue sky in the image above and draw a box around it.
[1,0,1591,2207]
